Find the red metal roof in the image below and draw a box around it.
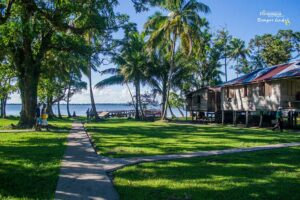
[221,61,300,87]
[253,63,293,82]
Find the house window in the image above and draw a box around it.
[259,83,265,96]
[243,85,248,97]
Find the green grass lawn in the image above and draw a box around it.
[113,146,300,200]
[0,116,19,129]
[86,118,300,158]
[0,117,72,200]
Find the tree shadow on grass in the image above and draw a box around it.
[87,123,300,158]
[113,147,300,200]
[0,133,67,199]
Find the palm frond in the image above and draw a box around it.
[182,0,210,14]
[100,68,120,75]
[94,75,125,89]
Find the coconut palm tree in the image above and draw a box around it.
[144,0,210,120]
[229,38,250,76]
[214,29,232,82]
[95,32,148,119]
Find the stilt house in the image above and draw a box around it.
[221,61,300,127]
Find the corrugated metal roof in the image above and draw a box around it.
[222,61,300,86]
[253,63,292,82]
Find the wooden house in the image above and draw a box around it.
[186,87,221,122]
[221,61,300,127]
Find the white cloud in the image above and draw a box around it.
[7,82,161,104]
[69,86,132,104]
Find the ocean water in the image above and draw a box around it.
[6,104,184,117]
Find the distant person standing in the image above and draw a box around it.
[35,103,41,131]
[41,104,49,130]
[272,107,283,132]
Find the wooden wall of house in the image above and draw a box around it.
[221,81,281,111]
[186,89,208,111]
[186,89,221,112]
[280,79,300,109]
[192,90,208,111]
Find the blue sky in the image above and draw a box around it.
[9,0,300,104]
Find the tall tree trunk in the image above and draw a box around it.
[224,54,227,82]
[0,99,3,118]
[46,97,55,119]
[3,96,7,118]
[57,101,62,118]
[137,81,144,119]
[67,83,71,118]
[134,81,140,120]
[18,68,39,127]
[88,64,99,120]
[162,34,177,120]
[161,79,167,118]
[15,8,52,127]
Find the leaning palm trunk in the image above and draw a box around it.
[88,64,99,120]
[177,106,185,117]
[138,83,145,119]
[134,81,140,120]
[168,104,176,118]
[161,34,177,120]
[162,67,173,120]
[126,82,136,110]
[161,80,167,118]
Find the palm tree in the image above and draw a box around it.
[95,32,148,119]
[95,68,137,112]
[214,29,232,82]
[229,38,250,76]
[144,0,210,120]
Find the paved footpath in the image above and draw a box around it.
[55,122,119,200]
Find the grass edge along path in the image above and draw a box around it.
[0,118,71,200]
[86,118,300,158]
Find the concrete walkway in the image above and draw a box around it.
[54,122,118,200]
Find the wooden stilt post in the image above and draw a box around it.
[295,112,298,127]
[245,111,249,127]
[288,111,291,128]
[233,111,237,126]
[222,110,225,125]
[259,110,263,128]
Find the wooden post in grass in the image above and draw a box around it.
[259,110,263,128]
[245,111,249,127]
[222,110,225,125]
